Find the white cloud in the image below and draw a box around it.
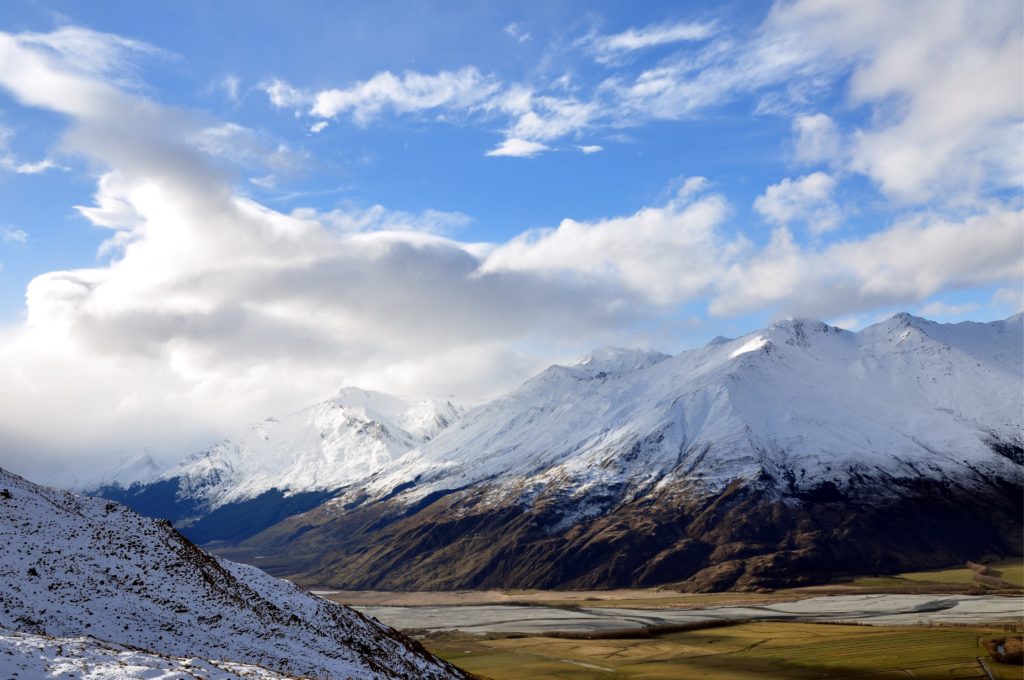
[504,23,530,43]
[1,226,28,243]
[584,21,718,64]
[262,78,310,109]
[485,138,550,157]
[218,74,240,101]
[310,67,499,124]
[13,26,173,89]
[577,145,603,154]
[1,155,60,174]
[482,88,600,156]
[504,93,599,142]
[190,123,304,171]
[0,22,1020,483]
[768,0,1023,203]
[245,1,1020,191]
[480,185,741,305]
[754,172,840,234]
[603,0,1022,205]
[792,113,840,165]
[249,174,276,189]
[291,203,472,235]
[711,207,1024,318]
[309,121,328,133]
[0,27,650,478]
[0,125,62,174]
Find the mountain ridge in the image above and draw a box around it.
[0,466,464,678]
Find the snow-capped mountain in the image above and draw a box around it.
[95,387,460,543]
[0,466,463,679]
[70,449,169,491]
[358,312,1022,503]
[232,313,1023,591]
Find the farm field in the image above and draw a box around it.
[846,559,1024,592]
[426,622,1024,680]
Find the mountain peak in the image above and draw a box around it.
[889,311,932,328]
[760,317,842,347]
[572,346,671,374]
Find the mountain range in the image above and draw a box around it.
[95,313,1024,591]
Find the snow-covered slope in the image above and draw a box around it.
[70,449,169,491]
[234,313,1023,591]
[94,388,460,543]
[0,466,463,679]
[356,313,1022,505]
[167,387,460,507]
[0,628,295,680]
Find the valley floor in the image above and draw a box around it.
[316,560,1024,679]
[423,622,1024,680]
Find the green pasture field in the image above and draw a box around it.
[847,558,1024,591]
[428,622,1024,680]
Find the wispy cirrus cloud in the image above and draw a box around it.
[253,0,1022,190]
[484,138,550,158]
[308,68,499,124]
[503,23,530,44]
[581,20,718,64]
[0,125,63,174]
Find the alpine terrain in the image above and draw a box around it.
[94,388,460,544]
[222,313,1023,592]
[0,466,464,679]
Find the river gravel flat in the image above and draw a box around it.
[355,594,1024,634]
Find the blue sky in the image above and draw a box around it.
[0,0,1021,478]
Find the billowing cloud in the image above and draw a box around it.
[610,0,1022,203]
[792,113,840,165]
[0,27,649,478]
[754,172,840,234]
[480,184,742,305]
[263,78,309,108]
[711,207,1024,318]
[779,0,1023,202]
[0,15,1020,483]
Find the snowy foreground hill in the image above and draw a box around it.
[225,313,1023,591]
[0,467,464,679]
